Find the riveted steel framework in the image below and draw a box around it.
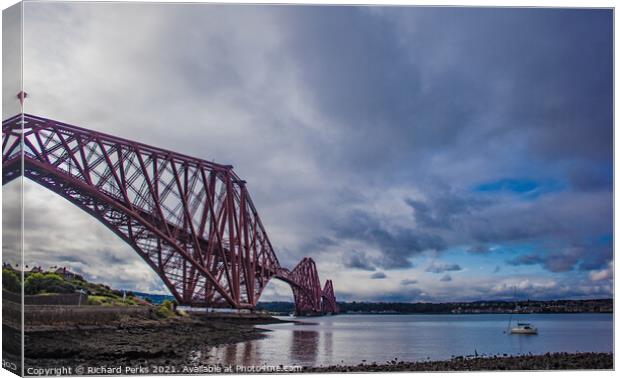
[321,280,339,314]
[2,114,338,314]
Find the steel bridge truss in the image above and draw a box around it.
[2,114,338,314]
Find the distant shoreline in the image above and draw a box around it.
[303,311,613,315]
[259,298,613,316]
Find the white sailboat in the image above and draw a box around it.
[505,287,538,335]
[510,322,538,335]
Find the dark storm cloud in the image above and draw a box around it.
[370,271,387,279]
[578,244,612,271]
[405,190,490,230]
[440,274,452,282]
[507,254,545,267]
[335,209,446,269]
[344,251,376,271]
[417,187,613,275]
[98,250,133,266]
[281,7,426,169]
[507,242,612,273]
[425,262,462,274]
[401,279,418,286]
[55,255,89,265]
[542,250,583,273]
[299,236,338,256]
[401,183,609,277]
[567,162,613,192]
[467,245,491,254]
[281,8,611,179]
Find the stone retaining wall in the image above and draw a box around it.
[3,290,85,305]
[24,305,152,325]
[2,299,153,328]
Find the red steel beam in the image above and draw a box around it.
[2,114,339,314]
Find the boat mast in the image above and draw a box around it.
[506,286,516,333]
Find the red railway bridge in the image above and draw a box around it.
[2,113,339,315]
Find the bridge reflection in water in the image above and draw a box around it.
[195,325,336,368]
[290,330,320,366]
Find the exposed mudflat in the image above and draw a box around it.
[20,314,285,371]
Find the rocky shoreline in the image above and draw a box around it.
[18,314,283,370]
[303,352,613,372]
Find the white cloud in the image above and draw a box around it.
[589,261,613,282]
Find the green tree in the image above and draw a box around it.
[24,273,74,295]
[155,299,177,318]
[2,268,21,293]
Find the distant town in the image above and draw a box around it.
[257,299,612,315]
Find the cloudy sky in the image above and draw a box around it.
[3,2,613,302]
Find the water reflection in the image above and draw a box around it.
[509,333,535,355]
[222,343,238,365]
[322,331,333,361]
[290,330,319,365]
[203,338,262,366]
[201,314,612,368]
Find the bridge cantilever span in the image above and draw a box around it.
[2,113,338,315]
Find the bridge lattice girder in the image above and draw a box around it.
[2,113,338,313]
[321,279,339,314]
[275,257,322,315]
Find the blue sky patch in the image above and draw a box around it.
[474,178,564,198]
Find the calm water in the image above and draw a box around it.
[196,313,613,367]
